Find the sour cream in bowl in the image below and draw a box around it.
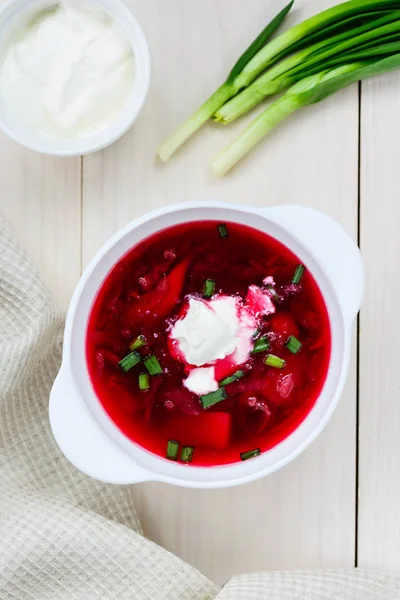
[0,0,151,155]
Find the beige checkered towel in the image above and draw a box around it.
[0,219,399,600]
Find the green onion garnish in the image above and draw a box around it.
[220,370,244,386]
[266,284,279,300]
[252,336,270,354]
[285,335,302,354]
[264,354,286,369]
[166,440,179,461]
[118,351,141,372]
[218,223,228,238]
[180,446,195,463]
[200,387,227,409]
[203,278,216,298]
[241,448,261,461]
[138,372,150,391]
[144,355,163,376]
[252,328,261,340]
[292,264,305,285]
[129,334,146,351]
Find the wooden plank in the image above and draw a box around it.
[358,73,400,569]
[0,133,81,309]
[82,0,359,584]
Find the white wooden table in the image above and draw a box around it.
[0,0,397,586]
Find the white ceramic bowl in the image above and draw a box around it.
[50,202,364,489]
[0,0,151,156]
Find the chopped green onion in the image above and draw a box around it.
[218,223,229,238]
[220,370,245,386]
[241,448,261,461]
[180,446,195,463]
[264,354,286,369]
[144,355,163,376]
[252,328,261,340]
[118,352,141,372]
[286,335,302,354]
[266,284,280,300]
[138,372,150,390]
[252,336,270,354]
[166,440,179,461]
[200,387,227,409]
[203,278,216,298]
[292,264,305,285]
[129,334,146,351]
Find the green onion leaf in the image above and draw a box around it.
[166,440,179,461]
[220,370,245,386]
[252,336,270,354]
[285,335,302,354]
[203,278,216,298]
[241,448,261,461]
[180,446,195,463]
[144,355,163,376]
[228,0,295,81]
[129,334,146,351]
[138,372,150,390]
[200,387,227,409]
[264,354,286,369]
[214,9,400,124]
[252,328,261,340]
[118,352,141,372]
[218,223,229,238]
[292,264,305,284]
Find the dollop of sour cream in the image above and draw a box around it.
[172,297,240,367]
[170,289,275,395]
[0,2,135,139]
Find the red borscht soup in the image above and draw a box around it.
[86,221,331,466]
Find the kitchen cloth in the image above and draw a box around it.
[0,217,399,600]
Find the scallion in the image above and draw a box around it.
[286,335,302,354]
[252,336,270,354]
[220,370,245,386]
[264,354,286,369]
[203,278,216,298]
[292,264,305,284]
[118,352,141,372]
[144,355,163,376]
[166,440,179,461]
[218,223,229,238]
[213,56,400,175]
[214,10,400,123]
[139,372,150,390]
[180,446,195,463]
[200,387,227,409]
[129,334,146,352]
[241,448,261,460]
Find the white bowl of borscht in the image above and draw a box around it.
[49,202,364,488]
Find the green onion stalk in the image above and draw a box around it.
[158,0,400,160]
[157,1,294,161]
[212,54,400,176]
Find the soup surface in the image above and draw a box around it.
[86,220,331,466]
